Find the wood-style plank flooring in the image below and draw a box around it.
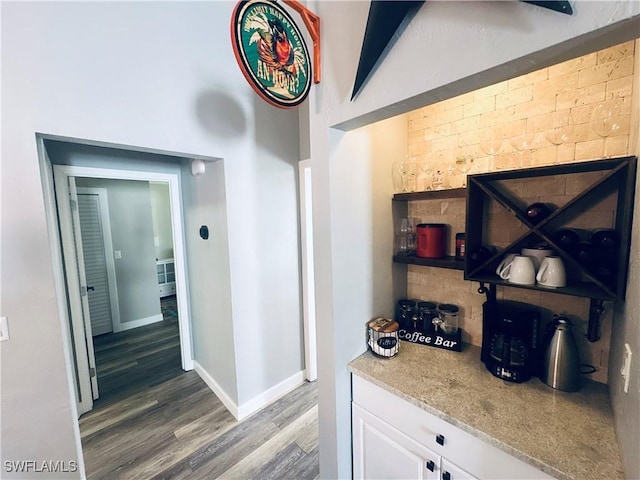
[80,296,318,479]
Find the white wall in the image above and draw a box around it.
[1,1,302,474]
[609,39,640,480]
[181,159,238,404]
[150,182,174,261]
[75,177,160,326]
[309,1,640,478]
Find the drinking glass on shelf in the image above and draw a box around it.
[419,155,433,191]
[431,169,445,190]
[395,218,417,255]
[391,160,403,193]
[591,100,623,138]
[544,110,573,146]
[399,159,418,192]
[479,127,505,171]
[509,125,536,168]
[453,155,474,188]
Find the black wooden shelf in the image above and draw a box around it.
[393,254,464,271]
[393,188,466,201]
[467,272,616,301]
[464,156,637,342]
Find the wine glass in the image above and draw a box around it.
[453,156,474,187]
[420,155,433,191]
[509,124,536,168]
[545,111,573,146]
[399,159,417,192]
[391,160,403,193]
[479,127,504,171]
[591,100,623,138]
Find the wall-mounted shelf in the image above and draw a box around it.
[392,188,466,272]
[393,254,464,271]
[464,156,637,341]
[393,188,466,202]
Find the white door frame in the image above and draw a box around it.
[51,171,97,414]
[49,164,194,416]
[299,159,317,381]
[36,139,87,475]
[77,187,122,333]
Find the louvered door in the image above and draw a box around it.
[78,193,113,336]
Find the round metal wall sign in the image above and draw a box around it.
[231,0,312,109]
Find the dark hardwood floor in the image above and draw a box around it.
[80,296,318,479]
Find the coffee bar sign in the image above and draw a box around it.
[231,0,312,109]
[399,328,462,352]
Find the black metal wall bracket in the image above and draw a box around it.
[587,299,605,342]
[477,283,497,304]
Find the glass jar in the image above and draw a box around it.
[431,170,445,190]
[417,301,437,332]
[436,304,459,334]
[395,299,416,330]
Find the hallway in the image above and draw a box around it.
[79,302,318,479]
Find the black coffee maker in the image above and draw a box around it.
[481,300,540,383]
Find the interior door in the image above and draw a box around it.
[77,192,113,336]
[53,169,100,415]
[67,178,100,400]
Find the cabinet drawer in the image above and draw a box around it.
[352,375,554,479]
[159,283,176,297]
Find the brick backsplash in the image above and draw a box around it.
[403,40,637,385]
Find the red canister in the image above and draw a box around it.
[416,224,447,258]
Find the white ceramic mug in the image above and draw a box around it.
[495,254,516,276]
[521,247,554,271]
[498,255,536,285]
[536,256,567,288]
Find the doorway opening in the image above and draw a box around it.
[73,179,182,406]
[37,134,207,417]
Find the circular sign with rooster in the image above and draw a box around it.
[231,0,311,109]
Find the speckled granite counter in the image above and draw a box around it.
[348,342,624,480]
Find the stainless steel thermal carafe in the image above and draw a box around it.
[541,316,580,392]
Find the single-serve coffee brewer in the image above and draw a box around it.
[481,300,541,383]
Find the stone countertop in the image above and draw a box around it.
[348,341,624,480]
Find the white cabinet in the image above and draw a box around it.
[441,459,476,480]
[353,404,440,480]
[156,258,176,297]
[352,375,553,480]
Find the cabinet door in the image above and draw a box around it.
[441,459,477,480]
[353,403,439,480]
[157,263,166,284]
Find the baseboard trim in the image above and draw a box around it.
[193,361,240,419]
[113,313,163,332]
[237,370,305,421]
[193,363,305,422]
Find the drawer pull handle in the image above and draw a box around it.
[436,434,445,446]
[426,460,435,472]
[443,471,451,480]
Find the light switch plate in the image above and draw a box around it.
[114,250,122,259]
[0,316,9,341]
